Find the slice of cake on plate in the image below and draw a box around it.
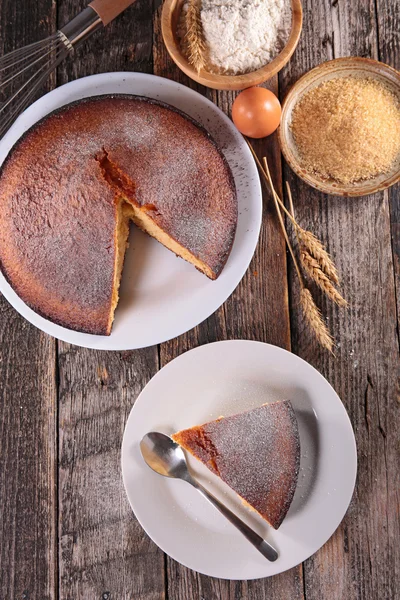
[172,400,300,529]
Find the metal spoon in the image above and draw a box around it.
[140,431,279,562]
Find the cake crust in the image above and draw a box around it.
[172,400,300,529]
[0,96,237,335]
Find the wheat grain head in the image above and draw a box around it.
[297,228,339,285]
[185,0,206,74]
[300,288,334,353]
[300,251,348,307]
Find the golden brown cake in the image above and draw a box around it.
[172,400,300,529]
[0,96,237,335]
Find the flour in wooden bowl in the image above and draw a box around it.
[178,0,292,75]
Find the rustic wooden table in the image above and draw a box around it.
[0,0,399,598]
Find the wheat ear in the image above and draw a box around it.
[297,229,339,285]
[246,141,336,352]
[284,183,340,285]
[300,288,334,353]
[285,178,345,306]
[261,157,335,353]
[300,251,348,307]
[185,0,206,74]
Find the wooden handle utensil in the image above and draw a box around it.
[89,0,136,26]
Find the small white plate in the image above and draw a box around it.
[121,340,357,580]
[0,73,262,350]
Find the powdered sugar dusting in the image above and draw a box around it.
[101,97,237,272]
[0,96,237,332]
[174,400,300,529]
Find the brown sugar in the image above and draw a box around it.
[290,76,400,184]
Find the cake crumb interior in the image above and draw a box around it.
[107,200,131,333]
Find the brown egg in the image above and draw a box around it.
[232,87,282,138]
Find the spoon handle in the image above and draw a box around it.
[192,480,278,562]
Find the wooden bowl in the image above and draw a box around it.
[278,57,400,197]
[161,0,303,91]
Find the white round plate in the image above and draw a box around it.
[121,340,357,580]
[0,73,262,350]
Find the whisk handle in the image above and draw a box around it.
[89,0,136,26]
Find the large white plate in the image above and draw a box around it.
[0,73,262,350]
[121,340,357,580]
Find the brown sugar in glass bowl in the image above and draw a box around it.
[279,57,400,197]
[161,0,303,91]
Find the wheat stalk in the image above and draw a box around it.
[300,251,348,307]
[284,182,340,285]
[285,178,343,304]
[260,156,335,352]
[261,157,303,281]
[246,141,337,351]
[300,288,334,353]
[185,0,206,74]
[246,139,342,289]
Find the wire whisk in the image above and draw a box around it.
[0,33,72,138]
[0,0,135,140]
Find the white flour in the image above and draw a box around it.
[179,0,291,75]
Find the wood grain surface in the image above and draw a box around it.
[280,2,400,600]
[377,0,400,327]
[0,2,57,600]
[0,0,399,599]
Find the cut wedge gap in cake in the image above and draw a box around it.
[172,400,300,529]
[97,149,216,281]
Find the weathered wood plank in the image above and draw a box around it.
[376,0,400,328]
[57,345,164,600]
[166,561,305,600]
[56,2,164,598]
[0,2,57,599]
[0,306,57,600]
[57,0,154,84]
[153,5,305,598]
[0,0,55,52]
[1,0,398,599]
[376,2,400,597]
[279,1,400,599]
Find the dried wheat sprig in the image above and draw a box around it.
[287,178,296,217]
[285,182,340,285]
[285,176,343,302]
[185,0,206,74]
[300,288,334,353]
[246,141,342,287]
[300,251,348,307]
[261,156,303,282]
[246,142,336,351]
[260,157,335,353]
[298,229,340,286]
[246,142,299,226]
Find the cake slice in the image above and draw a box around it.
[172,400,300,529]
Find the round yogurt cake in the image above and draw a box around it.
[0,96,237,335]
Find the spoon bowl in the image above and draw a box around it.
[140,431,190,480]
